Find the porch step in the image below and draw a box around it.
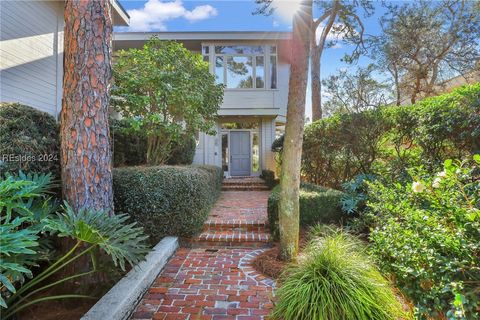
[221,177,270,191]
[203,220,268,232]
[221,185,270,191]
[190,230,271,248]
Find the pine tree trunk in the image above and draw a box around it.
[311,46,322,121]
[60,0,114,214]
[278,0,312,262]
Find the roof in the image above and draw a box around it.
[113,31,292,51]
[111,0,129,26]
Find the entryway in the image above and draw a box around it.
[230,131,251,176]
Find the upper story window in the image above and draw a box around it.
[203,45,277,90]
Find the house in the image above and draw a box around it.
[1,1,291,178]
[114,32,291,177]
[0,0,129,116]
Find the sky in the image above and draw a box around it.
[116,0,389,118]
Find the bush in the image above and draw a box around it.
[271,227,405,320]
[268,183,344,240]
[259,169,277,189]
[290,83,480,188]
[110,119,147,167]
[366,156,480,319]
[0,103,59,177]
[113,165,223,244]
[166,135,196,165]
[302,109,387,188]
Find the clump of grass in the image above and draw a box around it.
[271,226,406,320]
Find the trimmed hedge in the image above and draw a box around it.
[0,103,59,177]
[268,183,344,240]
[113,165,223,244]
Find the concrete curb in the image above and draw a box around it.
[81,236,179,320]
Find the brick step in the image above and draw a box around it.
[222,180,266,186]
[221,185,270,191]
[190,231,271,248]
[203,220,268,232]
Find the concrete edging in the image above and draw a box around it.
[81,236,179,320]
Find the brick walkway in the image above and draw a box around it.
[131,182,275,320]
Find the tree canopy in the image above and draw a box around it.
[112,38,224,165]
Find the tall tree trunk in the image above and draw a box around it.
[310,0,339,122]
[60,0,114,214]
[278,0,312,262]
[311,46,322,120]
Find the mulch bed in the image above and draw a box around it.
[252,229,309,280]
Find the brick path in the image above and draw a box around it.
[131,180,275,320]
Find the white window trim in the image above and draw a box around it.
[202,43,277,91]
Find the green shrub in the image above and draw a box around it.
[0,103,59,177]
[296,83,480,188]
[302,109,387,188]
[259,169,277,189]
[366,156,480,319]
[268,183,344,240]
[271,227,405,320]
[166,135,196,165]
[113,165,223,244]
[110,119,147,167]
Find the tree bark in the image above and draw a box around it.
[311,46,322,120]
[278,0,312,262]
[310,0,339,122]
[60,0,114,214]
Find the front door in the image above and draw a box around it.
[230,131,250,176]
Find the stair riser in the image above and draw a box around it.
[203,226,267,232]
[190,241,271,249]
[221,187,270,191]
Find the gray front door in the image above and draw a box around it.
[230,131,250,176]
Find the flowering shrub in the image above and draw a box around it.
[366,155,480,319]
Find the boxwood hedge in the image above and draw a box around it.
[113,165,223,244]
[268,182,344,240]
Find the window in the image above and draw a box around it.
[222,133,229,172]
[227,56,253,88]
[212,45,276,89]
[252,132,260,172]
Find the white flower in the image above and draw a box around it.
[437,171,447,178]
[432,177,441,188]
[412,181,426,193]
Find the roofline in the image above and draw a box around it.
[114,31,292,41]
[111,0,130,26]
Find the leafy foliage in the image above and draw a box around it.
[0,173,149,317]
[112,37,224,165]
[0,103,59,177]
[340,174,376,215]
[366,156,480,319]
[110,118,147,167]
[296,83,480,188]
[166,135,197,165]
[268,183,344,240]
[259,169,277,189]
[302,109,386,188]
[271,227,406,320]
[113,165,223,244]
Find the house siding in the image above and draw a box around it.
[0,1,64,118]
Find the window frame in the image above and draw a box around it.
[202,43,278,91]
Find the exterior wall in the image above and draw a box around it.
[0,1,64,118]
[218,61,289,120]
[193,123,221,167]
[193,117,276,175]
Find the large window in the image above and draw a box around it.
[206,45,277,89]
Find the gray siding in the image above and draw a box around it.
[0,1,64,117]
